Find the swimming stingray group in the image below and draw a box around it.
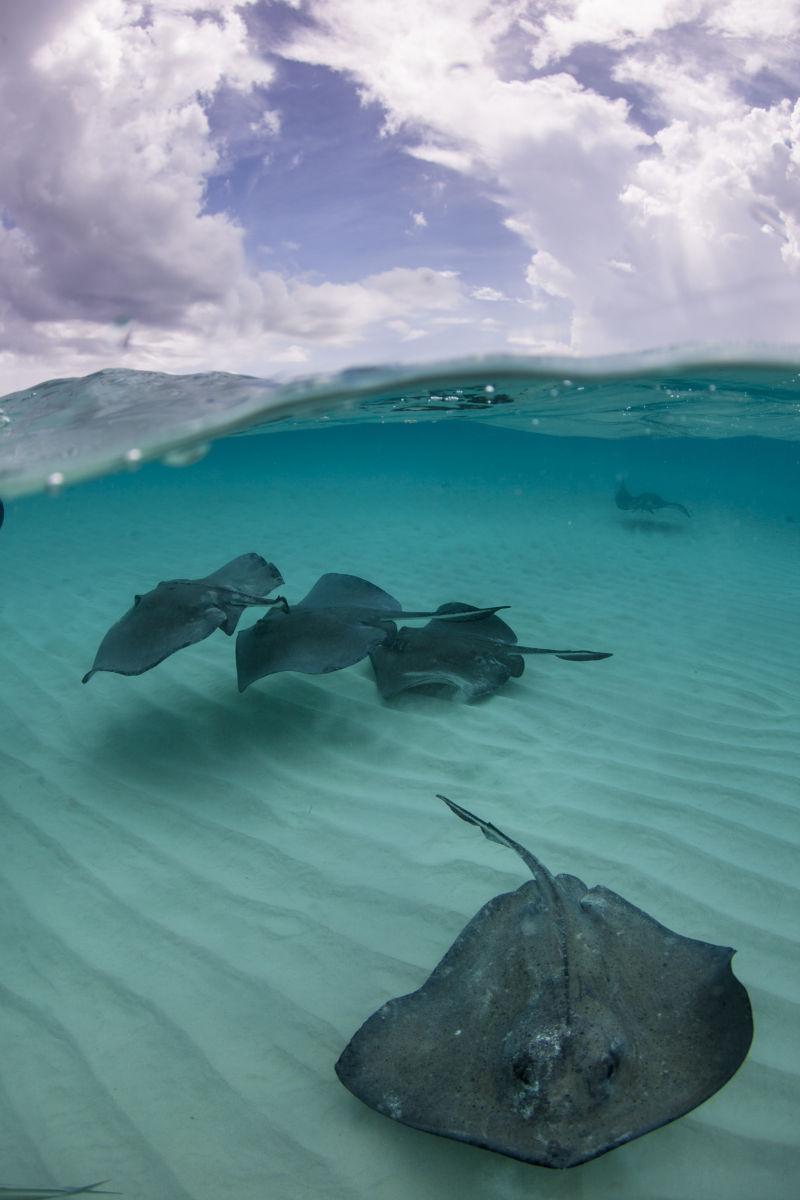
[336,795,753,1169]
[76,554,755,1178]
[82,553,612,699]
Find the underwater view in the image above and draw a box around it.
[3,1,800,1196]
[0,357,798,1199]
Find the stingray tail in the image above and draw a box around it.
[436,794,554,884]
[399,605,510,622]
[0,1184,120,1197]
[221,594,288,636]
[515,646,612,661]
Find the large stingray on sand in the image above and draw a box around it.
[336,796,752,1169]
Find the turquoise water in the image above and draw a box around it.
[0,358,798,1199]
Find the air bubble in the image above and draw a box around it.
[46,471,65,495]
[162,442,210,468]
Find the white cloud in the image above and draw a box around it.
[0,0,464,390]
[471,285,506,301]
[387,319,428,340]
[250,108,282,136]
[282,0,800,353]
[526,251,575,301]
[249,266,462,343]
[527,1,707,69]
[271,343,309,363]
[0,1,265,328]
[4,0,800,390]
[406,143,476,173]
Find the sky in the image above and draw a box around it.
[1,0,800,393]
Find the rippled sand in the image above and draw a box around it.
[0,426,797,1199]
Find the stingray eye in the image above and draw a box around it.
[601,1041,624,1081]
[513,1056,532,1084]
[133,594,142,606]
[511,1055,538,1087]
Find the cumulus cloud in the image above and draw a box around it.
[3,0,800,391]
[0,1,268,325]
[0,0,464,389]
[281,0,800,352]
[471,286,507,301]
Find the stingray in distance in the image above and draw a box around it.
[336,795,752,1170]
[615,480,691,519]
[369,603,611,702]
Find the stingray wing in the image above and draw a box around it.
[336,877,571,1165]
[563,884,752,1154]
[202,552,285,635]
[82,582,227,682]
[297,572,401,613]
[236,606,396,690]
[202,552,283,596]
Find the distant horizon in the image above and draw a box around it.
[8,338,800,400]
[2,1,800,395]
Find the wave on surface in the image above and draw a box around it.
[1,346,800,498]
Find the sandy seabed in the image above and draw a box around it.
[0,424,798,1200]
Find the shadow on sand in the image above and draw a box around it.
[620,517,688,535]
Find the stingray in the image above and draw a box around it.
[82,553,285,683]
[336,795,752,1170]
[615,480,691,518]
[0,496,4,530]
[0,1185,118,1198]
[369,603,612,701]
[235,574,505,693]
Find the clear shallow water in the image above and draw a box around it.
[0,357,798,1199]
